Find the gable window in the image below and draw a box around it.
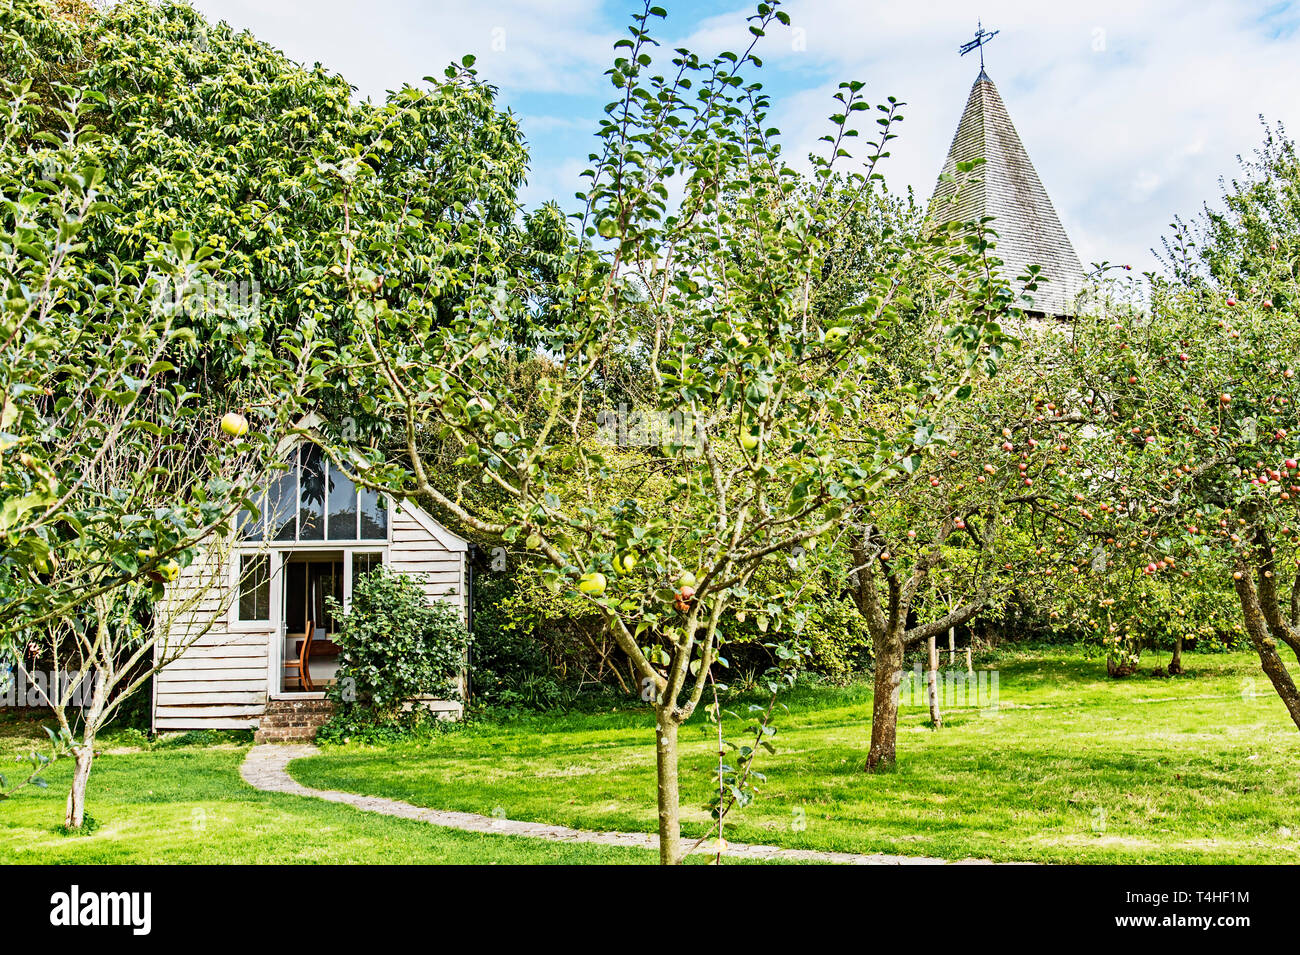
[238,554,271,621]
[240,446,389,542]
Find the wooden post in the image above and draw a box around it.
[926,635,942,728]
[948,626,956,666]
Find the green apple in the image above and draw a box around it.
[577,572,607,597]
[612,552,638,575]
[159,559,180,582]
[220,412,249,437]
[677,570,697,589]
[740,431,759,451]
[824,326,849,343]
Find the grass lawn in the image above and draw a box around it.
[1,647,1296,864]
[0,725,665,864]
[293,647,1300,864]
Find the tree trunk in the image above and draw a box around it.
[1168,634,1184,676]
[926,635,942,727]
[64,743,94,829]
[867,630,904,771]
[1235,571,1300,731]
[654,711,682,864]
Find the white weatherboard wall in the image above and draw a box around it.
[152,496,469,732]
[390,501,468,617]
[153,547,270,731]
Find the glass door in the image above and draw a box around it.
[279,554,342,692]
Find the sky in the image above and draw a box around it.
[191,0,1300,274]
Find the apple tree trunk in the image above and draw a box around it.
[654,708,682,864]
[867,630,905,771]
[1168,634,1184,676]
[1235,574,1300,731]
[64,741,94,829]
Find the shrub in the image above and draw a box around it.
[470,572,575,709]
[325,569,471,725]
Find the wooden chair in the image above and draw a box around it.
[283,620,315,692]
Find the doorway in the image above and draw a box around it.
[280,554,343,692]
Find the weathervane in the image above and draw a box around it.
[959,21,999,70]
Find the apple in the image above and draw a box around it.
[740,431,759,451]
[1264,300,1273,309]
[677,570,697,589]
[220,412,249,437]
[1220,394,1232,405]
[159,559,180,582]
[612,552,638,575]
[824,326,849,343]
[577,572,607,597]
[1227,297,1237,306]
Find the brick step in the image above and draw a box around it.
[254,699,337,743]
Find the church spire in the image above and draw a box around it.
[929,46,1085,317]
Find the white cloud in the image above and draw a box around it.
[191,1,1300,274]
[191,0,617,97]
[678,0,1300,272]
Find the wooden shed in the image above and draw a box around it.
[151,429,470,733]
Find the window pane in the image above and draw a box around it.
[298,445,325,540]
[239,459,297,542]
[352,552,381,584]
[268,467,297,541]
[238,554,270,621]
[359,487,387,540]
[326,460,358,540]
[237,506,262,541]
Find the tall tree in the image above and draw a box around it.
[327,1,997,863]
[1053,130,1300,728]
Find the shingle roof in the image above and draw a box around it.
[928,70,1085,317]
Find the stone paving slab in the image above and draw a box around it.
[240,743,1006,865]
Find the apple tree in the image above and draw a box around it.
[841,254,1082,768]
[1054,134,1300,726]
[0,84,318,825]
[325,2,999,863]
